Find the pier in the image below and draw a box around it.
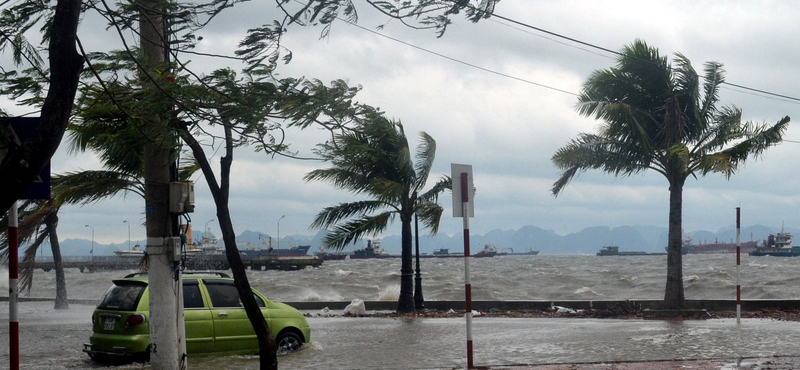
[34,254,323,273]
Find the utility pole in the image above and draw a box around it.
[140,0,186,368]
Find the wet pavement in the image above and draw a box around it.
[492,356,800,369]
[4,301,800,369]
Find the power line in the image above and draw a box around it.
[339,6,800,107]
[334,7,800,142]
[345,21,577,97]
[485,11,800,104]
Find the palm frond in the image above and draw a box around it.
[53,170,143,204]
[321,212,392,250]
[698,116,790,178]
[309,200,389,229]
[415,201,443,234]
[413,131,436,193]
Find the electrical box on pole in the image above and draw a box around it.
[169,181,195,214]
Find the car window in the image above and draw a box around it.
[204,280,242,308]
[97,282,146,311]
[203,279,267,308]
[183,281,205,309]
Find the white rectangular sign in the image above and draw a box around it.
[451,163,474,218]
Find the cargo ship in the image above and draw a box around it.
[597,246,666,256]
[678,237,757,254]
[749,228,800,257]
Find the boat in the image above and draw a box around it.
[678,236,757,254]
[597,246,666,256]
[314,247,348,260]
[349,239,395,259]
[190,235,223,255]
[426,244,497,258]
[114,236,221,258]
[749,228,800,257]
[114,245,145,258]
[239,244,311,257]
[504,247,541,256]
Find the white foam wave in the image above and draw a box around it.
[297,289,345,302]
[377,285,400,301]
[573,286,604,297]
[684,275,701,282]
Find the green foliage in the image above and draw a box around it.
[305,110,445,250]
[552,39,790,195]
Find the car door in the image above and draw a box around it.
[183,280,214,354]
[203,279,259,354]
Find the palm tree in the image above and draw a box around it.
[305,110,447,313]
[551,39,789,309]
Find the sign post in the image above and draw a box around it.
[451,163,474,369]
[1,117,50,370]
[736,207,741,324]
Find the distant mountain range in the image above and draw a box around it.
[34,224,793,256]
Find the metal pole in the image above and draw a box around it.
[205,219,214,236]
[9,201,19,370]
[85,224,94,262]
[460,172,473,369]
[277,215,285,249]
[736,207,741,324]
[123,220,131,251]
[414,212,424,310]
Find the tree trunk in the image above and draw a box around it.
[397,213,415,313]
[177,122,277,370]
[0,0,83,214]
[45,213,68,309]
[663,179,685,309]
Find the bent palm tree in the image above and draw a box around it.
[305,110,447,313]
[551,39,789,309]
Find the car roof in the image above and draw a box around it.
[117,271,232,283]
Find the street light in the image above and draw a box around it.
[205,219,215,237]
[414,210,425,310]
[277,215,285,249]
[123,220,131,251]
[85,224,94,262]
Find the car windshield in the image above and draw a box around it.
[97,282,146,311]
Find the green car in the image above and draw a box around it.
[83,272,311,363]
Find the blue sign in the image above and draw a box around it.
[1,117,51,200]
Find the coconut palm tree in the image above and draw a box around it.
[551,39,789,309]
[305,109,447,313]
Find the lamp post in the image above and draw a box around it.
[414,212,424,310]
[84,224,94,262]
[123,220,131,251]
[205,219,215,237]
[277,215,285,249]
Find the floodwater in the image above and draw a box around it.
[3,301,800,369]
[4,254,800,368]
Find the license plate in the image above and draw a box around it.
[103,317,116,331]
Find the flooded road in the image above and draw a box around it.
[3,301,800,369]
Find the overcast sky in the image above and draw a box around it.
[5,0,800,245]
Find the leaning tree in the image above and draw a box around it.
[551,39,789,309]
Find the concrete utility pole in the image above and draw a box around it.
[140,1,186,368]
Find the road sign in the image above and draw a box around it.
[0,117,51,200]
[451,163,474,217]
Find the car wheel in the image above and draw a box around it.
[276,331,303,354]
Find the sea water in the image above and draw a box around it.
[9,253,800,302]
[3,254,800,369]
